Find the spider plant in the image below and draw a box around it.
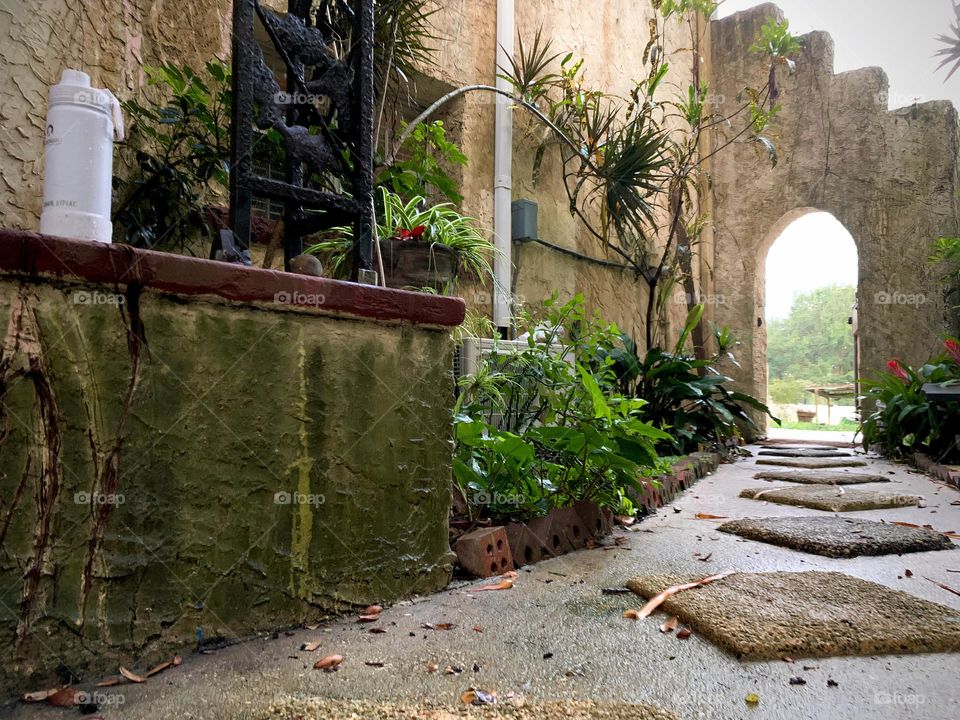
[305,186,496,285]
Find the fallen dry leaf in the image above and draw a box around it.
[461,688,497,705]
[119,666,146,684]
[501,571,518,580]
[369,627,387,634]
[47,688,78,708]
[905,569,913,578]
[364,661,385,668]
[427,662,439,673]
[301,640,323,652]
[697,553,712,562]
[363,605,383,616]
[473,625,484,633]
[616,515,636,526]
[694,513,727,520]
[676,628,692,640]
[660,616,678,633]
[622,609,641,620]
[421,622,456,631]
[468,579,513,592]
[745,693,760,705]
[924,576,960,598]
[21,688,59,703]
[313,654,344,671]
[357,614,380,623]
[96,677,122,687]
[145,655,182,678]
[637,571,736,618]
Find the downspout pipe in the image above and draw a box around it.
[493,0,514,335]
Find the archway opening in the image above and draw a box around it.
[763,211,859,436]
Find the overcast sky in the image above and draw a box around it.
[719,1,956,320]
[718,0,960,110]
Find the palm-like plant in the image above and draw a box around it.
[936,2,960,81]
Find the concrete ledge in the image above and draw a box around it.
[0,229,466,328]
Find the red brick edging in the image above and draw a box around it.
[914,453,960,490]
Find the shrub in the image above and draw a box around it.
[860,342,960,462]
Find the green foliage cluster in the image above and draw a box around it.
[113,61,233,251]
[767,285,856,403]
[306,186,493,286]
[453,298,775,522]
[860,344,960,462]
[376,121,467,204]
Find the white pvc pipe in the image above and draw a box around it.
[493,0,514,332]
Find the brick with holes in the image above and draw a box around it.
[453,526,515,578]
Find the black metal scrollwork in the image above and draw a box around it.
[226,0,374,277]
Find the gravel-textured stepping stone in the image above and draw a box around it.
[757,449,852,458]
[626,571,960,660]
[754,470,890,485]
[739,485,920,512]
[717,516,954,558]
[266,698,679,720]
[758,444,847,451]
[755,457,867,469]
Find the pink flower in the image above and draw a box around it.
[887,359,908,381]
[945,338,960,366]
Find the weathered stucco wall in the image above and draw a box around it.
[422,0,700,342]
[0,232,459,693]
[706,4,960,415]
[0,0,232,229]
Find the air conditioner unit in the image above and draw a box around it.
[454,338,569,379]
[453,338,573,378]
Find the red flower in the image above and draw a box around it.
[945,338,960,366]
[887,359,908,381]
[396,225,427,241]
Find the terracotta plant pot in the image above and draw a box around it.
[380,239,459,292]
[797,409,817,423]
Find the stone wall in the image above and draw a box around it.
[0,230,462,694]
[706,3,960,417]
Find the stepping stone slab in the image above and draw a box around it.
[264,699,678,720]
[757,449,852,458]
[625,571,960,660]
[759,444,848,451]
[754,470,890,485]
[739,485,920,512]
[717,516,955,558]
[755,457,867,469]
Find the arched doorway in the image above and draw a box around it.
[762,210,859,433]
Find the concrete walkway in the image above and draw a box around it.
[7,448,960,720]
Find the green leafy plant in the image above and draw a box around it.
[375,120,468,203]
[452,297,670,521]
[596,306,779,453]
[306,186,495,285]
[113,60,233,251]
[860,343,960,462]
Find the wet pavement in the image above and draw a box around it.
[6,447,960,720]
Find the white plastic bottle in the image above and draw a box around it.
[39,69,124,244]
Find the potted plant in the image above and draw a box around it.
[306,187,495,292]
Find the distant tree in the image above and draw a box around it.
[767,285,856,403]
